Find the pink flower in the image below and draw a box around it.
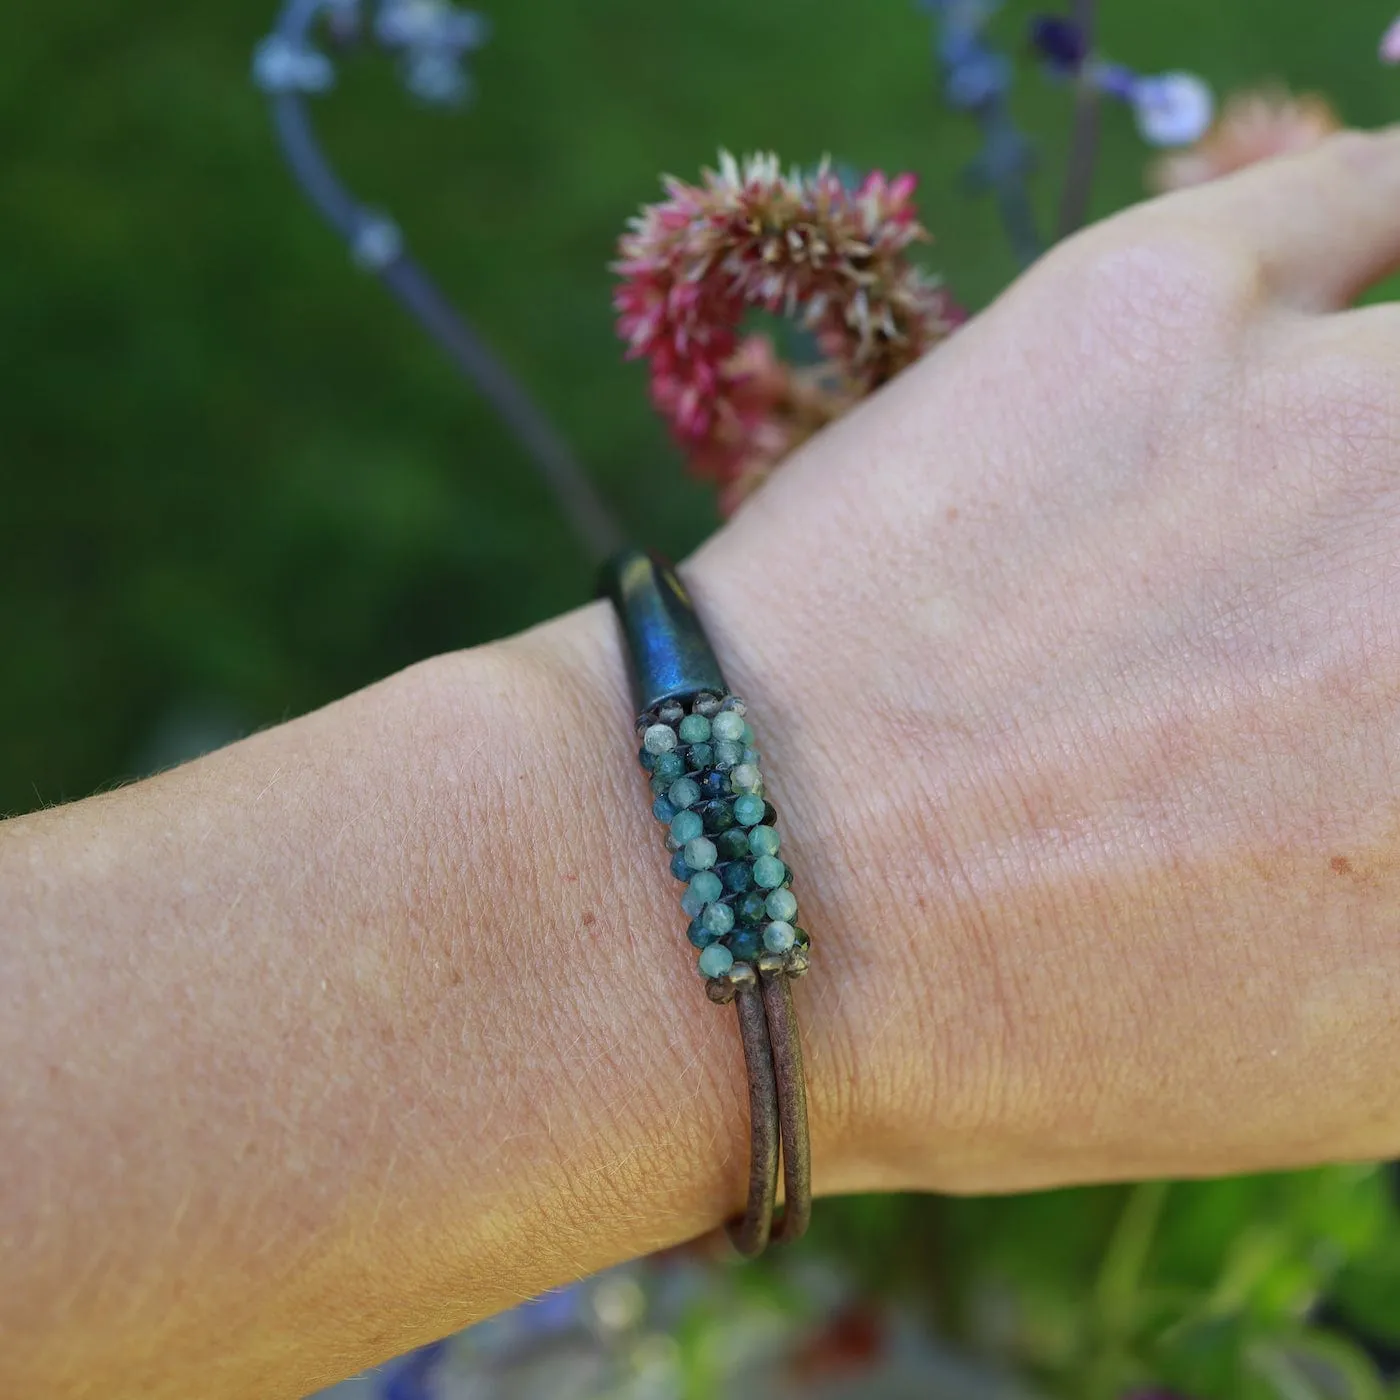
[1149,88,1341,193]
[615,151,959,511]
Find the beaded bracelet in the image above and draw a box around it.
[602,548,811,1257]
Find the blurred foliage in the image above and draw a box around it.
[6,2,1400,1397]
[810,1169,1400,1397]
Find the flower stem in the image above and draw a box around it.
[265,0,622,566]
[922,1,1044,269]
[1056,0,1101,240]
[985,117,1045,269]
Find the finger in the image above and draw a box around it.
[1160,126,1400,313]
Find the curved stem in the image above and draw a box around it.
[924,2,1044,270]
[983,109,1044,269]
[1056,0,1102,241]
[266,0,623,566]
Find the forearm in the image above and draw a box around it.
[0,600,862,1398]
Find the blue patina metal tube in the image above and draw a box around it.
[600,548,728,714]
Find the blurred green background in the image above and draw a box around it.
[9,3,1400,1396]
[4,0,1396,813]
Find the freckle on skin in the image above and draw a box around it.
[946,507,959,523]
[1331,856,1352,876]
[582,912,596,927]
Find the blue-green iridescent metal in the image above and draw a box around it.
[600,548,727,714]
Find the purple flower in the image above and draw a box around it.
[252,34,336,94]
[374,0,491,105]
[1128,71,1216,147]
[1029,15,1088,73]
[1383,16,1400,64]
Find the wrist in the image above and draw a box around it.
[682,511,1070,1195]
[477,597,868,1202]
[500,573,959,1203]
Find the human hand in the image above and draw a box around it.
[685,128,1400,1193]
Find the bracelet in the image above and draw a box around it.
[602,548,812,1257]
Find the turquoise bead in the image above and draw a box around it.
[652,795,677,823]
[736,890,768,925]
[764,920,796,953]
[668,777,701,809]
[723,860,753,894]
[698,770,728,800]
[688,918,718,948]
[765,887,798,922]
[678,713,711,743]
[688,870,723,905]
[741,746,761,766]
[670,809,704,844]
[698,943,734,978]
[733,794,765,827]
[727,926,762,962]
[716,827,751,861]
[729,763,762,793]
[643,723,678,755]
[685,836,718,871]
[685,742,714,772]
[712,740,743,769]
[702,798,735,833]
[741,722,756,747]
[682,871,721,916]
[638,746,658,772]
[702,901,735,935]
[653,751,685,781]
[753,855,786,888]
[712,710,745,743]
[669,850,691,881]
[748,825,780,857]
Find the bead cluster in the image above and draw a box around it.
[637,692,810,990]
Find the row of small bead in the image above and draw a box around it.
[637,691,809,984]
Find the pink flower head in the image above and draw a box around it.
[1382,16,1400,64]
[615,151,959,510]
[1149,88,1341,193]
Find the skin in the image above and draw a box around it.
[5,130,1400,1397]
